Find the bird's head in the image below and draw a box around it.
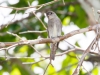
[46,11,57,19]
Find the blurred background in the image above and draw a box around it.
[0,0,100,75]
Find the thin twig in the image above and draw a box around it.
[76,55,91,75]
[0,24,99,48]
[19,30,47,34]
[43,62,51,75]
[32,12,47,29]
[0,0,60,10]
[28,1,47,29]
[23,58,47,64]
[72,36,97,75]
[7,31,21,39]
[0,47,100,60]
[29,44,44,58]
[6,10,18,28]
[64,40,75,48]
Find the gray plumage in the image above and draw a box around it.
[46,11,62,60]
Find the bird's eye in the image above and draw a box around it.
[47,12,52,15]
[48,12,52,15]
[46,11,53,16]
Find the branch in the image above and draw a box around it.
[0,1,79,30]
[0,24,98,48]
[19,30,47,34]
[72,34,97,75]
[0,0,60,10]
[0,0,59,30]
[0,47,99,59]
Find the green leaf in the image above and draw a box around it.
[47,64,56,75]
[11,68,21,75]
[62,16,70,26]
[92,67,99,75]
[75,41,80,47]
[69,5,75,12]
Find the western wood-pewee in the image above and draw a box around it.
[46,11,62,60]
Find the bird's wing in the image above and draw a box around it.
[55,18,62,36]
[47,20,57,38]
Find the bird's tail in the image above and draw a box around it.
[50,43,59,60]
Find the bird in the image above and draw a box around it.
[46,11,62,60]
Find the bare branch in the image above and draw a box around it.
[29,44,44,58]
[32,12,47,29]
[72,35,97,75]
[0,47,99,59]
[19,30,47,34]
[76,56,91,75]
[0,24,98,48]
[23,58,47,64]
[0,0,60,10]
[0,0,59,30]
[6,10,18,28]
[7,31,21,39]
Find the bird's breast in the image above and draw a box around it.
[52,24,57,37]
